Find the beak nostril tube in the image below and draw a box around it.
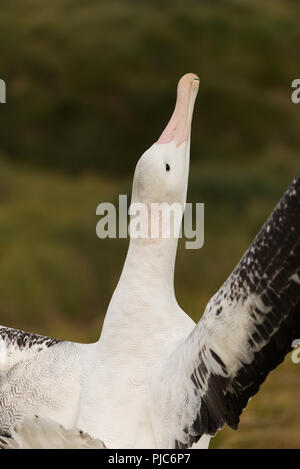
[157,73,199,146]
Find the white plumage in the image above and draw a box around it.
[0,73,299,449]
[0,416,105,449]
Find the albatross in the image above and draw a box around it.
[0,73,299,449]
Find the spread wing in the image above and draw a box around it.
[0,326,62,371]
[150,171,300,448]
[0,325,86,438]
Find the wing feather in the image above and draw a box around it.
[0,326,84,437]
[0,415,106,449]
[0,325,62,371]
[150,171,300,448]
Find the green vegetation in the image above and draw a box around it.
[0,0,299,448]
[0,0,300,174]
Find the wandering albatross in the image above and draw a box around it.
[0,73,299,449]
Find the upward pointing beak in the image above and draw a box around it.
[157,73,199,147]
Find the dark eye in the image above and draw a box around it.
[165,163,170,172]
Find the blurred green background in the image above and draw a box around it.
[0,0,299,448]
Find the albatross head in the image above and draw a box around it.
[106,75,200,320]
[131,73,199,209]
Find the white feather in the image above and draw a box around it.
[0,416,105,449]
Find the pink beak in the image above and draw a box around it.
[157,73,199,147]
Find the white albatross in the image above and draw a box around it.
[0,73,300,449]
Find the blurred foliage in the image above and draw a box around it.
[0,0,300,174]
[0,0,299,449]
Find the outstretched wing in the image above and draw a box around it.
[0,325,62,371]
[0,415,106,449]
[150,171,300,449]
[0,325,86,438]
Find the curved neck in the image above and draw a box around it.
[98,235,179,346]
[120,235,178,296]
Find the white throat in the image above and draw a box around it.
[98,73,199,345]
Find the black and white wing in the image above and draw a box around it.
[0,326,85,438]
[0,326,62,371]
[150,171,300,449]
[0,415,106,449]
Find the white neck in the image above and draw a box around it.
[99,154,190,343]
[98,230,180,346]
[121,235,178,296]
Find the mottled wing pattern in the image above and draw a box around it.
[0,415,106,449]
[150,171,300,448]
[0,326,61,371]
[0,325,68,439]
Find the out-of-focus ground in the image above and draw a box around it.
[0,0,299,448]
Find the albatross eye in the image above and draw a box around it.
[165,163,170,172]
